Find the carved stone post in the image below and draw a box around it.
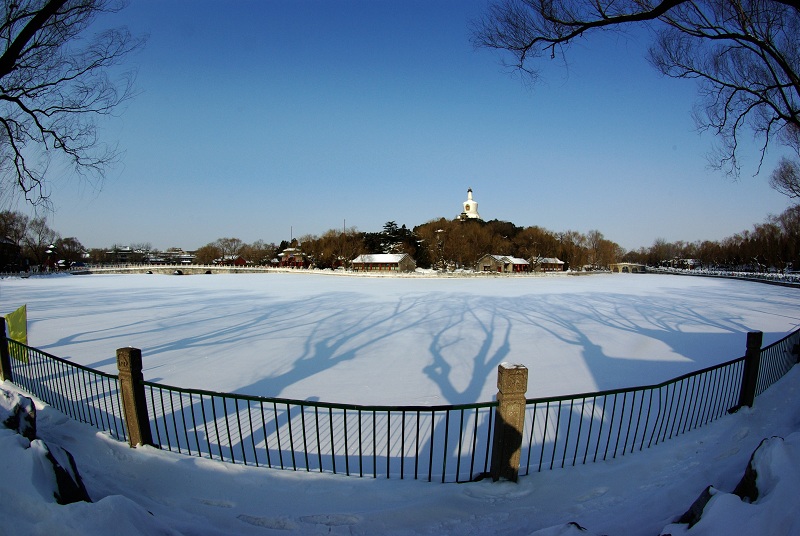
[116,347,153,447]
[737,331,763,409]
[491,362,528,482]
[0,317,12,383]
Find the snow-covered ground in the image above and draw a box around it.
[2,272,800,535]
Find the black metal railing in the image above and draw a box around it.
[5,339,127,442]
[1,327,798,483]
[142,380,496,483]
[519,356,746,474]
[756,329,800,397]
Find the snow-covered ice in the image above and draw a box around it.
[1,272,800,535]
[2,272,798,404]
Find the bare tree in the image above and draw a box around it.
[586,229,604,268]
[23,215,58,265]
[769,156,800,198]
[128,241,151,263]
[193,243,221,265]
[0,209,29,244]
[55,235,85,264]
[339,227,365,267]
[0,0,144,206]
[473,0,800,178]
[213,237,244,260]
[240,239,276,265]
[557,230,587,268]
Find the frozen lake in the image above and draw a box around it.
[2,272,799,405]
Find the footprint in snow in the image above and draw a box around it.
[299,514,360,526]
[197,498,234,508]
[462,483,533,502]
[715,446,740,460]
[43,413,70,426]
[732,428,749,441]
[576,487,609,502]
[237,514,297,530]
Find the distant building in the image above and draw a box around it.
[277,248,309,268]
[459,188,482,221]
[351,253,416,272]
[105,246,133,264]
[215,255,247,266]
[476,254,530,273]
[535,258,566,272]
[175,253,195,265]
[676,258,701,270]
[163,248,195,265]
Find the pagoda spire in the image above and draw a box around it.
[461,188,481,220]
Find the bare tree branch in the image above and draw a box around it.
[769,156,800,197]
[473,0,800,180]
[0,0,144,206]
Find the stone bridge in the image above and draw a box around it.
[72,264,283,276]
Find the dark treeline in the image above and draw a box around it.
[2,205,799,272]
[296,220,622,271]
[620,205,800,271]
[0,211,83,270]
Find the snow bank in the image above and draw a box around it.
[3,364,800,535]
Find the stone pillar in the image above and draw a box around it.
[491,362,528,482]
[116,347,153,447]
[0,317,12,383]
[737,331,763,409]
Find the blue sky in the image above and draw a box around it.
[34,0,794,251]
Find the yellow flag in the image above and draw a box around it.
[5,304,28,362]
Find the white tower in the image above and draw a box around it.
[461,188,481,220]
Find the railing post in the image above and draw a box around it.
[737,331,763,409]
[491,362,528,482]
[116,347,153,448]
[0,317,12,383]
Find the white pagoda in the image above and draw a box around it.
[460,188,481,220]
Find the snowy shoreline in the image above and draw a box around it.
[59,265,593,278]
